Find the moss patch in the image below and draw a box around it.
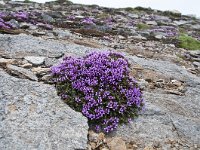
[136,23,150,30]
[179,27,187,34]
[125,7,135,12]
[24,0,32,3]
[97,13,110,19]
[178,34,200,50]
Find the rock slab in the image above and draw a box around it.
[0,69,88,150]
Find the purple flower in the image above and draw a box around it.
[51,51,144,133]
[95,125,101,132]
[37,23,53,30]
[68,15,75,20]
[150,26,178,37]
[0,12,6,18]
[128,118,132,123]
[0,21,10,29]
[81,17,95,25]
[13,12,29,20]
[119,105,126,114]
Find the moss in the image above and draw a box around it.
[56,0,73,4]
[178,34,200,50]
[88,4,99,8]
[134,6,152,12]
[125,7,135,12]
[179,27,187,34]
[24,0,32,3]
[136,23,150,30]
[124,7,152,14]
[97,13,110,19]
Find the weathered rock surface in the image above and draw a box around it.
[0,34,99,59]
[0,31,199,149]
[0,1,200,149]
[114,53,200,148]
[125,55,200,86]
[0,69,88,150]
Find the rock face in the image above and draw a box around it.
[0,32,199,149]
[0,0,200,149]
[0,34,98,59]
[0,69,88,150]
[114,53,200,148]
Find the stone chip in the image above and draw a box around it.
[24,56,46,66]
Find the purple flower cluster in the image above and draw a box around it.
[0,18,12,29]
[12,11,29,21]
[0,11,53,30]
[0,12,13,29]
[81,17,96,25]
[51,51,144,133]
[151,26,178,37]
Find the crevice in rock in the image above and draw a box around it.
[0,67,31,81]
[0,65,54,86]
[170,118,190,148]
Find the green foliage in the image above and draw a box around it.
[136,23,150,30]
[125,7,135,12]
[24,0,32,3]
[179,27,187,34]
[178,34,200,50]
[97,13,110,19]
[124,7,152,14]
[134,6,152,12]
[56,0,73,4]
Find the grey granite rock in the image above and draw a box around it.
[7,19,20,29]
[124,55,200,86]
[191,24,200,30]
[0,69,88,150]
[189,50,200,57]
[154,15,171,22]
[193,61,200,68]
[41,14,54,23]
[145,21,157,26]
[192,57,200,62]
[0,34,100,59]
[0,30,199,149]
[44,57,59,67]
[173,20,190,25]
[113,54,200,147]
[24,56,46,66]
[155,34,165,40]
[114,87,200,147]
[0,0,5,7]
[53,29,73,39]
[127,13,139,19]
